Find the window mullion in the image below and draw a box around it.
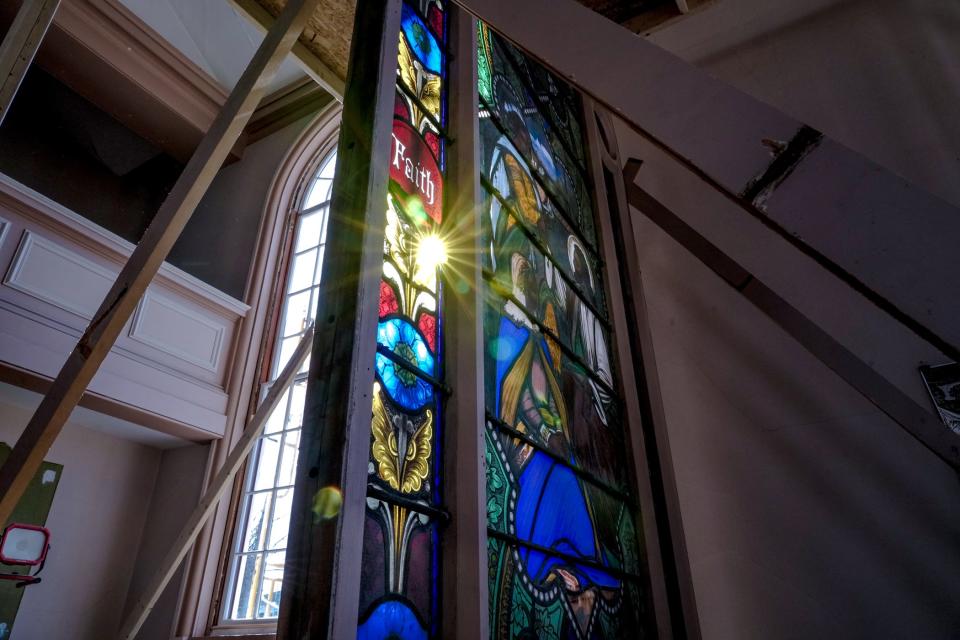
[439,7,488,639]
[276,1,405,636]
[583,96,700,636]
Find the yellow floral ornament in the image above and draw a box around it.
[371,384,433,493]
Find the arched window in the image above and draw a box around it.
[222,143,338,623]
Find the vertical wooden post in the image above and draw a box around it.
[441,6,488,639]
[0,0,324,526]
[0,0,60,125]
[583,99,702,638]
[276,1,402,637]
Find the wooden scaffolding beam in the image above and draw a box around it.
[116,327,314,640]
[0,0,325,526]
[227,0,346,101]
[0,0,61,125]
[276,0,402,637]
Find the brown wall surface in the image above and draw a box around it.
[168,113,317,299]
[121,443,210,640]
[0,66,321,300]
[618,119,960,638]
[0,67,181,246]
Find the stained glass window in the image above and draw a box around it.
[358,2,449,638]
[224,148,337,622]
[478,23,654,638]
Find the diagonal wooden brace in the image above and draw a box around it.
[0,0,326,525]
[0,0,61,126]
[115,327,314,640]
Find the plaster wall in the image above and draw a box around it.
[0,62,323,300]
[0,400,162,640]
[121,443,209,640]
[169,113,320,298]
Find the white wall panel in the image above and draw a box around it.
[0,175,250,440]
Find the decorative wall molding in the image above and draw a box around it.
[33,0,247,161]
[0,174,249,318]
[0,173,252,440]
[53,0,228,128]
[129,292,226,374]
[4,231,116,319]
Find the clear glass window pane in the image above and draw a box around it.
[252,434,282,491]
[282,290,312,338]
[268,487,294,550]
[239,492,271,553]
[295,210,326,252]
[303,178,330,209]
[287,379,307,431]
[277,430,301,488]
[287,249,318,293]
[226,147,336,622]
[259,551,287,618]
[319,152,337,179]
[263,388,289,434]
[229,553,263,619]
[275,335,301,375]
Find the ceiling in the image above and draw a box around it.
[254,0,354,83]
[0,382,192,449]
[118,0,306,94]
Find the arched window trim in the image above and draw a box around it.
[173,102,342,638]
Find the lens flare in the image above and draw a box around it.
[415,233,448,273]
[312,486,342,521]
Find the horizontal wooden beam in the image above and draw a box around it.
[0,0,325,526]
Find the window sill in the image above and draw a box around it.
[193,636,275,640]
[199,622,277,639]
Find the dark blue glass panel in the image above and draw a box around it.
[479,28,595,246]
[483,297,628,489]
[515,452,613,584]
[479,117,606,316]
[361,2,447,636]
[376,317,435,412]
[358,598,428,640]
[401,4,443,75]
[358,502,437,638]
